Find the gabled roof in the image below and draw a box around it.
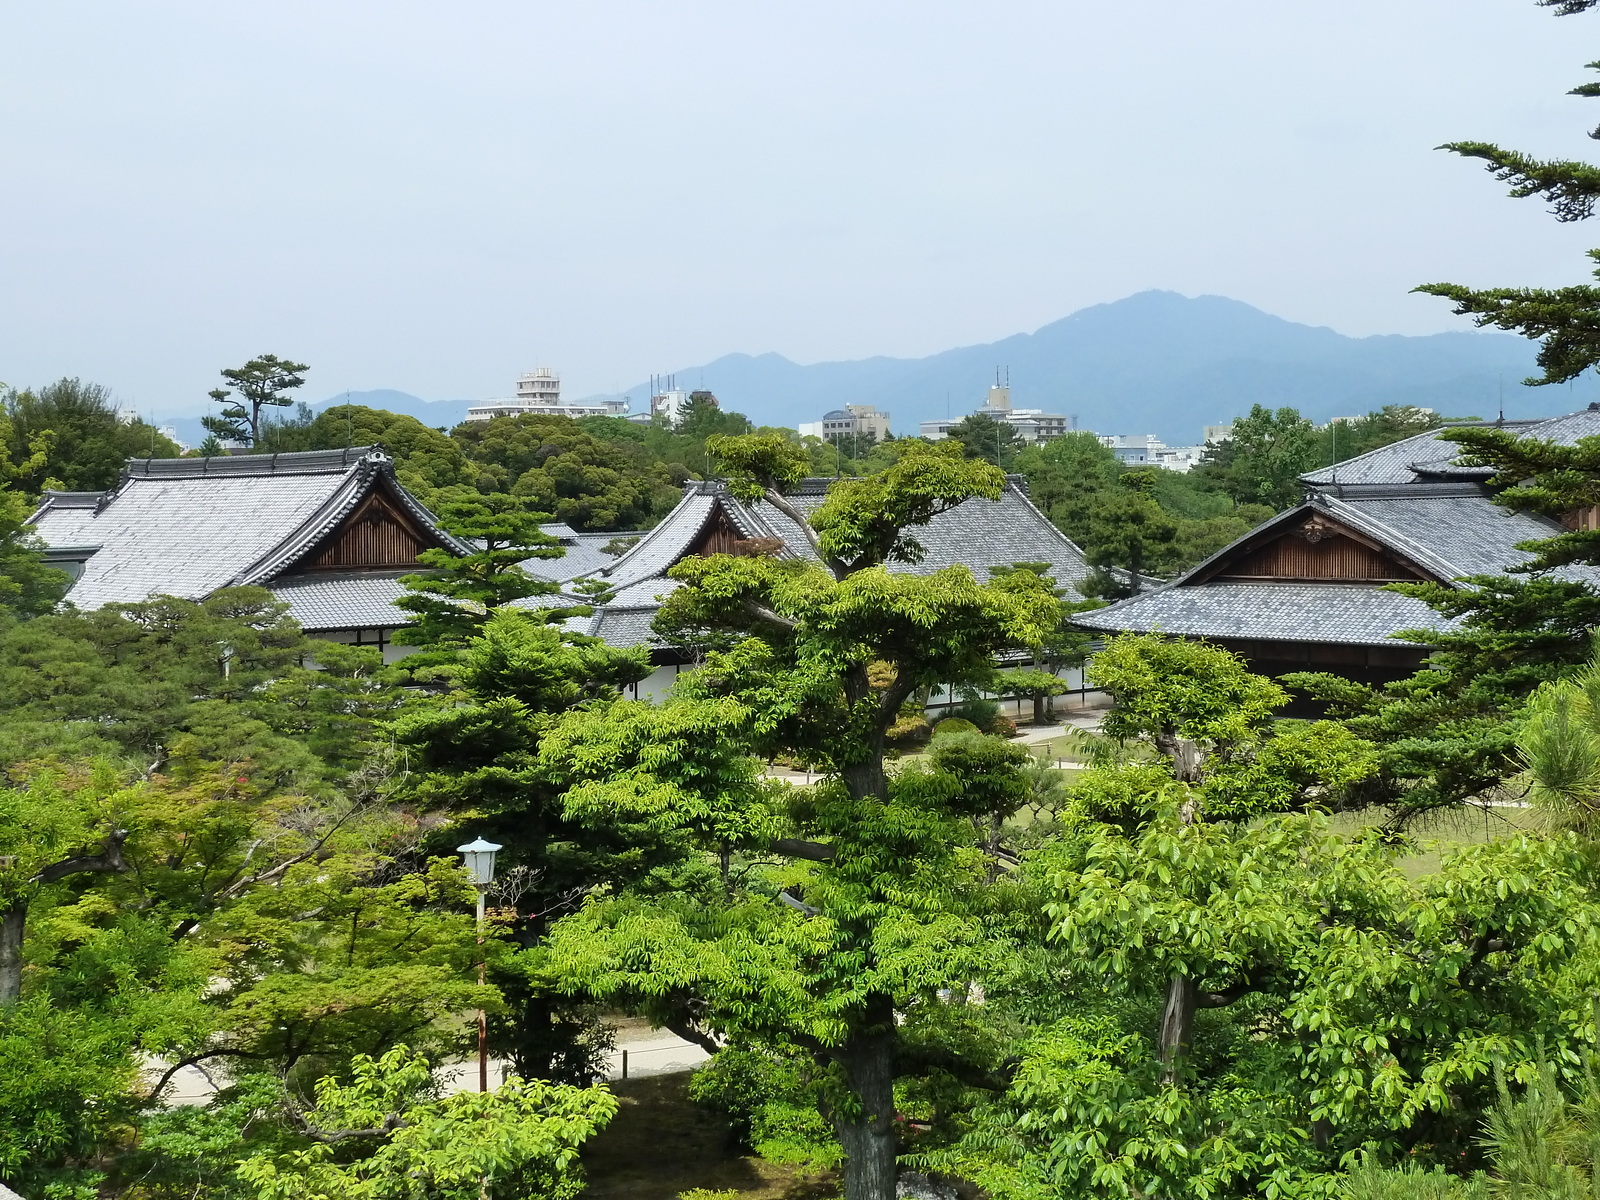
[28,447,469,623]
[1299,408,1600,488]
[525,476,1095,651]
[1075,485,1583,647]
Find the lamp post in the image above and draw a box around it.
[457,837,501,1093]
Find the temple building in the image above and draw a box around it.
[27,451,1095,702]
[1074,407,1600,683]
[27,447,468,661]
[521,475,1096,700]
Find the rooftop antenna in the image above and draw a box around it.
[346,392,353,449]
[1498,373,1505,424]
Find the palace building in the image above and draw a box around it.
[27,447,468,661]
[27,451,1096,701]
[1073,408,1600,683]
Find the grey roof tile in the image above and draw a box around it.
[1518,407,1600,446]
[30,447,469,622]
[29,492,108,546]
[268,572,417,630]
[1074,582,1454,646]
[1329,491,1567,579]
[1300,424,1516,486]
[538,475,1093,652]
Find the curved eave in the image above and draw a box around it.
[233,458,470,586]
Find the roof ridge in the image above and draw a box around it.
[1312,492,1466,581]
[124,446,387,480]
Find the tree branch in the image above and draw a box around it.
[146,1047,272,1100]
[33,828,129,884]
[763,488,825,557]
[662,1015,723,1056]
[742,599,799,631]
[299,1113,407,1144]
[779,889,820,916]
[762,487,847,578]
[772,838,835,861]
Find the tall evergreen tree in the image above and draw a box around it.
[1416,2,1600,383]
[203,355,309,446]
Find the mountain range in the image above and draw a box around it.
[159,291,1577,448]
[603,291,1567,444]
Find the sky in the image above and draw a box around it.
[2,0,1598,415]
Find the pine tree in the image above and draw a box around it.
[1416,3,1600,384]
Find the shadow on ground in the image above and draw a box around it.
[583,1073,840,1200]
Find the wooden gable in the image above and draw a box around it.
[1190,511,1438,586]
[684,502,783,560]
[301,482,439,572]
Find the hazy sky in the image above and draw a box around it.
[2,0,1598,414]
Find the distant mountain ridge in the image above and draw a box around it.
[152,292,1572,449]
[609,291,1566,444]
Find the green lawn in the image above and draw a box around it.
[1328,803,1544,878]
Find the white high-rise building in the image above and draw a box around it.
[465,367,629,422]
[516,367,561,405]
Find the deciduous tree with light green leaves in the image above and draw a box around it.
[928,635,1600,1197]
[233,1045,617,1200]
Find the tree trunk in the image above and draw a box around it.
[1158,971,1196,1086]
[0,905,24,1006]
[1032,689,1046,726]
[840,747,888,803]
[835,995,899,1200]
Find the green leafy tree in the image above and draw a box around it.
[311,404,473,501]
[1193,403,1319,509]
[392,606,649,1081]
[235,1045,617,1200]
[945,413,1023,469]
[1080,469,1179,594]
[4,377,179,492]
[1318,405,1443,464]
[205,355,310,446]
[537,436,1060,1200]
[394,493,574,666]
[449,415,684,530]
[0,488,67,618]
[932,637,1600,1196]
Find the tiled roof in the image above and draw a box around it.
[1073,582,1453,646]
[28,491,109,546]
[593,488,725,588]
[749,477,1095,588]
[1079,480,1600,649]
[520,476,1091,654]
[268,571,417,631]
[1515,406,1600,446]
[1326,490,1566,579]
[1298,424,1530,487]
[1300,409,1600,489]
[28,447,468,620]
[521,528,640,582]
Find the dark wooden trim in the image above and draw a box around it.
[1187,510,1443,586]
[300,477,450,572]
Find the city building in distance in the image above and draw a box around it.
[464,368,631,422]
[1096,433,1209,472]
[640,376,720,426]
[797,404,891,441]
[919,379,1070,444]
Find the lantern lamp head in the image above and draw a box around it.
[456,837,502,887]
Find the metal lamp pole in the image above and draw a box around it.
[457,837,501,1093]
